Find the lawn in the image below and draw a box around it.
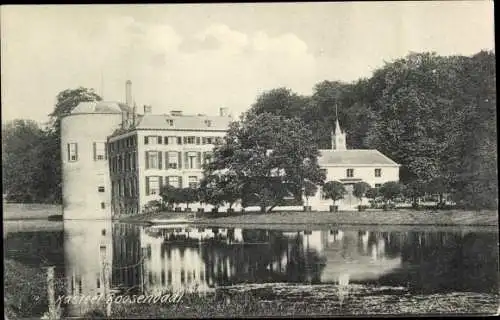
[121,209,498,227]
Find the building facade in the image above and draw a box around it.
[60,80,399,218]
[310,119,401,210]
[107,107,231,215]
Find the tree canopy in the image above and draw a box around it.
[203,112,325,212]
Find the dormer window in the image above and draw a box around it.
[204,120,212,127]
[166,119,174,126]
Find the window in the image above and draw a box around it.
[375,184,381,188]
[98,186,105,193]
[205,120,212,127]
[177,137,182,145]
[146,151,159,169]
[184,136,195,144]
[145,136,160,145]
[146,176,160,195]
[375,168,382,177]
[168,176,180,188]
[167,119,174,126]
[67,143,78,162]
[346,169,354,178]
[168,152,178,169]
[196,137,201,145]
[186,152,198,169]
[167,136,177,145]
[188,176,198,188]
[101,202,105,209]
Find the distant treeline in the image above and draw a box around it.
[2,51,497,209]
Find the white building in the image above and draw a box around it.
[310,118,401,211]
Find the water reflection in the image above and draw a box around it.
[6,220,497,317]
[55,223,500,300]
[64,220,113,317]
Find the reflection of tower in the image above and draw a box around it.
[64,220,113,317]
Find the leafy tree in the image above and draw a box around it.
[247,87,310,120]
[322,181,346,206]
[205,112,325,213]
[180,188,197,209]
[199,175,225,211]
[303,180,318,207]
[379,181,403,204]
[2,120,45,202]
[353,182,371,205]
[365,187,380,201]
[49,87,102,133]
[160,185,180,209]
[402,180,426,206]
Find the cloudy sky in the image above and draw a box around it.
[1,2,494,124]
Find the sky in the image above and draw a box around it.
[1,2,495,124]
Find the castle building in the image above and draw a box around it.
[60,80,398,218]
[60,80,231,219]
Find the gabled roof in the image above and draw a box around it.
[135,114,232,131]
[71,101,131,114]
[318,149,399,166]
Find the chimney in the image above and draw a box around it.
[143,105,152,115]
[125,80,132,107]
[219,107,228,117]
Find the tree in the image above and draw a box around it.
[379,181,403,205]
[205,112,325,213]
[365,187,380,201]
[2,120,45,202]
[353,182,371,205]
[49,87,102,133]
[322,181,346,206]
[180,188,197,209]
[303,180,318,207]
[199,175,225,211]
[160,185,180,210]
[402,180,426,206]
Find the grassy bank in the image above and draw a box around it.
[121,209,498,227]
[84,284,499,318]
[3,203,62,220]
[4,259,65,319]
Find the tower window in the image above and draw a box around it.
[346,169,354,178]
[100,202,105,209]
[93,142,107,161]
[67,143,78,162]
[375,168,382,177]
[98,186,105,192]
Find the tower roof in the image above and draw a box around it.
[335,118,342,134]
[71,101,131,115]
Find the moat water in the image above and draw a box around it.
[3,209,499,317]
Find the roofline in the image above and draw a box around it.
[134,128,228,132]
[319,163,401,167]
[108,127,227,142]
[62,112,122,119]
[373,150,400,165]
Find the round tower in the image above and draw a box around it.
[61,100,130,219]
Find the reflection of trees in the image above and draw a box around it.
[377,231,499,294]
[199,230,327,286]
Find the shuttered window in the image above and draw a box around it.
[67,143,78,162]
